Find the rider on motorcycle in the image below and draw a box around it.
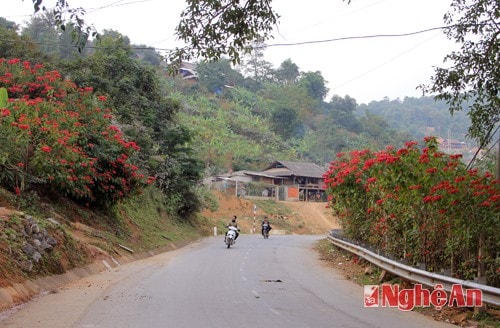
[225,215,240,241]
[261,217,272,236]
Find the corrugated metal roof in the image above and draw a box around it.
[264,161,325,178]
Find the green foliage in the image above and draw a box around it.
[197,59,245,94]
[274,59,300,84]
[357,96,472,142]
[28,0,97,52]
[253,199,293,217]
[420,0,499,146]
[0,21,44,62]
[325,137,499,285]
[21,12,61,58]
[298,71,329,101]
[0,87,6,107]
[270,106,302,139]
[173,0,279,65]
[178,93,294,172]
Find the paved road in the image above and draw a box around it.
[1,235,454,328]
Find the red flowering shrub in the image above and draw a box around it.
[325,137,499,285]
[0,59,152,208]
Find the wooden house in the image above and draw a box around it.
[207,161,327,201]
[261,161,326,201]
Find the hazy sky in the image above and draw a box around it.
[5,0,456,104]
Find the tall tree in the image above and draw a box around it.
[420,0,499,147]
[28,0,97,51]
[0,19,43,61]
[298,71,329,101]
[21,12,60,57]
[238,37,274,83]
[325,95,362,133]
[173,0,279,65]
[274,58,299,85]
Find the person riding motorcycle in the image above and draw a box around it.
[225,215,240,241]
[261,217,272,236]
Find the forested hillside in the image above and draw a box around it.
[357,97,472,143]
[0,13,477,213]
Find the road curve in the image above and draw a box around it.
[1,235,454,328]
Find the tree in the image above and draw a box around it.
[420,0,499,147]
[274,59,299,85]
[172,0,279,65]
[298,71,329,101]
[21,12,60,57]
[235,35,273,83]
[0,19,43,61]
[22,13,88,60]
[270,107,302,139]
[197,59,244,94]
[0,17,17,30]
[28,0,97,51]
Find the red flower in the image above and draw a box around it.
[426,167,438,174]
[7,59,21,65]
[40,145,52,152]
[405,141,418,148]
[1,109,10,117]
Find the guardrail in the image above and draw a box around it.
[327,232,500,306]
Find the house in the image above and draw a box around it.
[206,161,327,201]
[261,161,326,201]
[209,170,281,198]
[178,62,198,81]
[437,137,467,150]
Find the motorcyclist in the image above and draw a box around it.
[261,217,272,236]
[225,215,240,241]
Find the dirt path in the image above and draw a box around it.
[281,201,340,234]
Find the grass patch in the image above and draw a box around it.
[253,199,293,217]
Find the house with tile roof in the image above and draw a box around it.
[208,161,326,202]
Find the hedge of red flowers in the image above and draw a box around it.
[0,58,152,208]
[324,137,499,286]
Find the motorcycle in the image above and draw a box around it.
[262,224,271,239]
[225,226,240,248]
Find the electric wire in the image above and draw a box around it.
[0,25,454,52]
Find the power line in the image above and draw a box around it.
[86,0,155,14]
[262,26,451,48]
[1,24,454,53]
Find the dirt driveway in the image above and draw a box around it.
[201,193,339,235]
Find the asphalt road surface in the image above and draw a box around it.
[1,235,454,328]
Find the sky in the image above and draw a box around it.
[4,0,457,104]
